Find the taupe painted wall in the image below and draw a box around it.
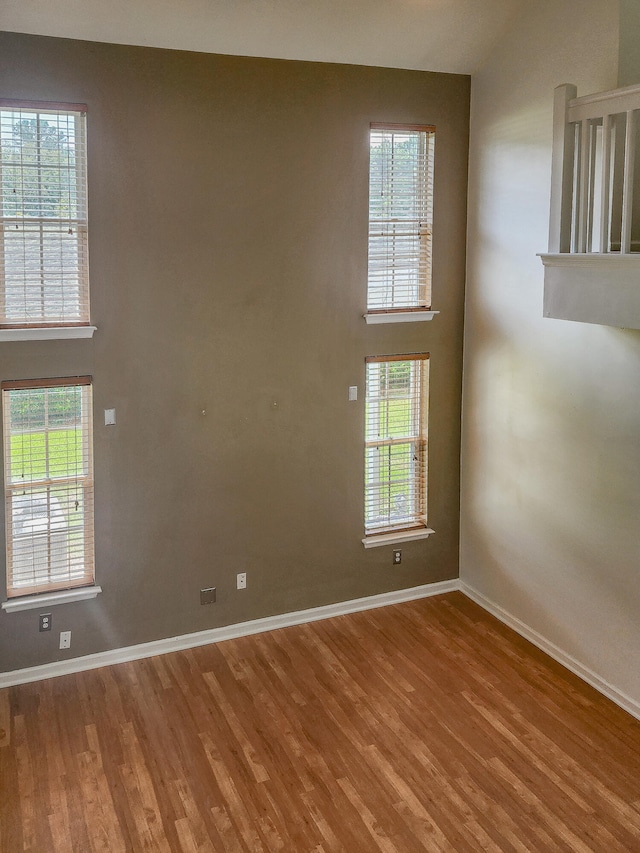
[619,0,640,86]
[463,0,640,708]
[0,32,469,671]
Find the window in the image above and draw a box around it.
[2,377,94,598]
[367,124,435,314]
[365,354,429,537]
[0,100,89,328]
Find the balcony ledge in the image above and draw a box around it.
[539,253,640,329]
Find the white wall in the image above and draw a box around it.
[0,0,523,75]
[462,0,640,712]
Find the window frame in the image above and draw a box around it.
[363,353,431,544]
[366,123,436,322]
[0,99,94,338]
[2,375,96,601]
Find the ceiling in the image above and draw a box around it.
[2,0,523,74]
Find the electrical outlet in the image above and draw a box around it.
[393,550,402,565]
[39,613,52,632]
[59,631,71,650]
[237,572,247,590]
[200,587,216,605]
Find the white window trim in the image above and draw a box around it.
[362,527,435,548]
[2,585,102,612]
[364,311,439,325]
[0,326,96,342]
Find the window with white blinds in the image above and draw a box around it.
[367,124,435,313]
[2,377,94,598]
[365,354,429,535]
[0,100,89,327]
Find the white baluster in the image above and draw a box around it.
[621,109,636,254]
[599,113,612,253]
[577,118,590,252]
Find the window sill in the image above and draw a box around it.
[2,586,102,612]
[364,311,439,325]
[0,326,97,342]
[362,528,435,548]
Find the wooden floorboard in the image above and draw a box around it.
[1,591,640,852]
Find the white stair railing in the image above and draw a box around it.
[549,82,640,255]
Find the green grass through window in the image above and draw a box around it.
[8,429,84,482]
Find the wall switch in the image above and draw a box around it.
[59,631,71,650]
[200,587,216,605]
[348,386,358,401]
[39,613,52,632]
[393,550,402,565]
[237,572,247,590]
[104,408,116,426]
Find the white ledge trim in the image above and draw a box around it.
[539,252,640,269]
[569,82,640,123]
[2,586,102,612]
[0,325,97,342]
[0,580,457,687]
[364,311,439,325]
[362,527,435,548]
[570,80,640,107]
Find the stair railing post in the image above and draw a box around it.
[549,84,578,253]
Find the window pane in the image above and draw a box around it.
[0,109,84,219]
[3,222,86,323]
[367,126,434,311]
[0,103,89,326]
[3,380,94,596]
[365,356,428,534]
[365,442,422,529]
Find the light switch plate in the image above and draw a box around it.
[104,408,116,426]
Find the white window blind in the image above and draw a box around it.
[2,377,95,598]
[0,100,89,327]
[365,354,429,535]
[367,124,435,312]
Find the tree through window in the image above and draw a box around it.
[0,100,89,327]
[367,124,435,313]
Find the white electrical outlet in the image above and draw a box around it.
[237,572,247,590]
[59,630,71,650]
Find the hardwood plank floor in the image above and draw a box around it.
[1,592,640,852]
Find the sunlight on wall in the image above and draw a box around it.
[462,0,640,705]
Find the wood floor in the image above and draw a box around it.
[1,592,640,852]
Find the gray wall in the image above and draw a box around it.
[463,0,640,709]
[619,0,640,86]
[0,32,470,671]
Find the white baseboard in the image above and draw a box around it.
[0,579,458,688]
[460,581,640,722]
[4,578,639,725]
